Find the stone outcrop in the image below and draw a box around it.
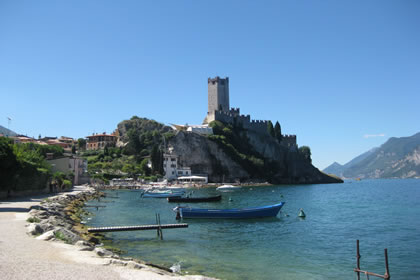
[168,131,342,184]
[167,131,250,182]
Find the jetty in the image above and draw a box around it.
[87,224,188,233]
[88,214,187,240]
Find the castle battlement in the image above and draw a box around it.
[203,76,297,146]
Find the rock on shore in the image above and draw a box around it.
[25,186,217,280]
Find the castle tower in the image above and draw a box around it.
[208,76,229,113]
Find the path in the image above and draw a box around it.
[0,186,214,280]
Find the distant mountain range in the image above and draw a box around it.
[0,125,17,137]
[324,132,420,179]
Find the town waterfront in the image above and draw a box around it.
[85,179,420,280]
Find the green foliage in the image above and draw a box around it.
[298,146,312,163]
[274,121,282,142]
[139,158,151,176]
[0,137,53,192]
[54,231,71,244]
[208,121,272,179]
[27,217,41,223]
[62,179,72,189]
[267,121,274,137]
[77,138,87,151]
[150,145,163,175]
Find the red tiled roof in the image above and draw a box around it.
[86,134,116,138]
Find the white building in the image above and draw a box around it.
[163,153,178,180]
[186,125,213,135]
[163,153,192,181]
[170,124,213,135]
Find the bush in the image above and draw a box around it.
[27,217,41,223]
[62,179,72,189]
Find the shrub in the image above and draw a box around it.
[27,217,41,223]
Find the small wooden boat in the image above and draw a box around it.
[167,195,222,203]
[173,202,285,219]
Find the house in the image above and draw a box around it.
[86,131,117,150]
[47,156,89,185]
[163,152,193,181]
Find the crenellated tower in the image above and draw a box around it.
[207,76,229,114]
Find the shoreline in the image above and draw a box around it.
[0,185,217,280]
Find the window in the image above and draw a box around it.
[171,164,176,168]
[178,171,183,175]
[171,158,176,162]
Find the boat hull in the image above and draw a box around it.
[167,195,222,203]
[142,192,185,198]
[174,202,285,219]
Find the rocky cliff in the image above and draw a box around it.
[168,130,342,184]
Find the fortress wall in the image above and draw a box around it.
[282,134,297,147]
[213,109,269,135]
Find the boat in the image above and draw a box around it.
[216,184,241,191]
[141,190,185,198]
[167,195,222,203]
[173,202,285,219]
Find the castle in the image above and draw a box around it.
[203,76,297,147]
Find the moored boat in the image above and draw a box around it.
[141,190,185,198]
[216,184,241,191]
[167,195,222,203]
[173,202,285,219]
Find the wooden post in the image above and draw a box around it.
[384,249,390,280]
[158,214,163,240]
[155,214,160,238]
[356,240,361,280]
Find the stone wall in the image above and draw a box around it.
[208,77,229,114]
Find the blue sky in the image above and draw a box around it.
[1,0,419,169]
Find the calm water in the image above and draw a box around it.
[86,179,420,280]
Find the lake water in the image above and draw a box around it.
[85,179,420,280]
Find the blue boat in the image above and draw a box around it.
[173,202,285,219]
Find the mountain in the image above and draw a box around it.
[323,147,378,177]
[0,125,17,137]
[323,162,345,177]
[324,132,420,179]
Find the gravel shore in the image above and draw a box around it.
[0,186,216,280]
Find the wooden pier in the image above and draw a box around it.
[87,224,188,233]
[88,214,187,240]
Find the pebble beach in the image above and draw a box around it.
[0,186,216,280]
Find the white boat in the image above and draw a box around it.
[216,184,241,191]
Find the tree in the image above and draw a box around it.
[71,145,76,154]
[274,121,282,142]
[0,137,19,192]
[298,146,312,163]
[139,158,151,176]
[77,138,86,151]
[150,145,163,175]
[267,121,274,137]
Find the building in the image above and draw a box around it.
[86,131,117,150]
[163,152,192,181]
[171,124,213,135]
[203,76,297,147]
[47,156,88,185]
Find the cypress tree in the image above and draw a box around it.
[274,121,282,142]
[267,121,274,137]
